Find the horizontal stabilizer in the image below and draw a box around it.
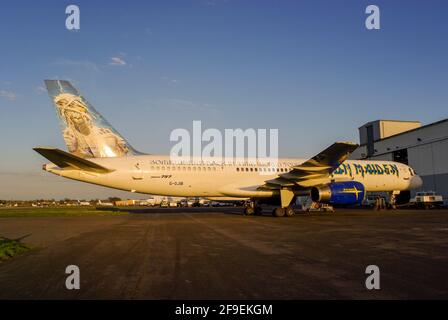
[33,147,114,173]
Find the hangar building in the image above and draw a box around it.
[350,119,448,200]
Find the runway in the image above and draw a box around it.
[1,207,448,299]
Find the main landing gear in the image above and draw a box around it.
[270,188,296,217]
[272,206,295,217]
[244,188,297,217]
[244,202,295,217]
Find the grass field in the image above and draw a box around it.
[0,237,31,262]
[0,206,128,218]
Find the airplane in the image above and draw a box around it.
[34,80,423,217]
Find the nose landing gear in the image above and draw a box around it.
[243,201,263,216]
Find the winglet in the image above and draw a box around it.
[33,147,114,173]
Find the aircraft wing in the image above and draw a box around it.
[33,147,114,173]
[261,142,359,189]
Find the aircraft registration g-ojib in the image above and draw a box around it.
[34,80,423,217]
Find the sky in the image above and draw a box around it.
[0,0,447,199]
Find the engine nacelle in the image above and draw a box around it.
[311,181,366,205]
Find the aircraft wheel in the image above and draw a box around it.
[244,207,255,215]
[285,207,295,217]
[272,207,285,217]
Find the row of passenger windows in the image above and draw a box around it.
[236,167,289,172]
[144,165,289,172]
[149,166,219,171]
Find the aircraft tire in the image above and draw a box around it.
[244,207,255,215]
[272,207,285,217]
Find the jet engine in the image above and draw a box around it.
[311,181,366,205]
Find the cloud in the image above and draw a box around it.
[35,86,46,94]
[109,57,127,66]
[161,76,179,84]
[0,90,16,101]
[145,27,152,36]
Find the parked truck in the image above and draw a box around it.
[410,191,444,209]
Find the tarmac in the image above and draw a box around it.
[1,207,448,299]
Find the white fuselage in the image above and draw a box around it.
[44,155,423,198]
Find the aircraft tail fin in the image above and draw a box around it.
[44,80,141,158]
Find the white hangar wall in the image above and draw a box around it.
[350,119,448,199]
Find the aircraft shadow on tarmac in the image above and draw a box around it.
[96,206,307,217]
[96,206,241,215]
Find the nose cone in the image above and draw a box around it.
[411,175,423,189]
